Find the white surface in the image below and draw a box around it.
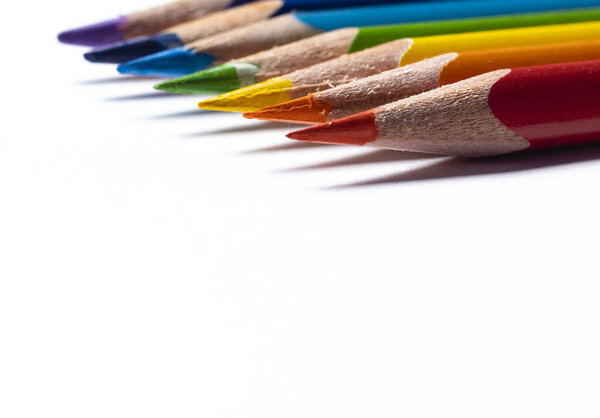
[1,2,600,417]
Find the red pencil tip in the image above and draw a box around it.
[286,110,378,146]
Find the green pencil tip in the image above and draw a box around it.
[153,62,261,95]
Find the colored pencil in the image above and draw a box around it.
[155,7,600,95]
[288,60,600,157]
[117,0,600,77]
[246,39,600,124]
[84,1,284,63]
[193,21,600,112]
[83,0,416,63]
[57,0,257,47]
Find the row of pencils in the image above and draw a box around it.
[60,0,600,157]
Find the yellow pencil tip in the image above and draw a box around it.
[197,77,295,113]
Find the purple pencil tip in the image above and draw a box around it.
[58,16,127,47]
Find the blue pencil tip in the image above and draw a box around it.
[117,47,215,78]
[84,33,184,64]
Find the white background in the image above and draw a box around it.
[1,1,600,417]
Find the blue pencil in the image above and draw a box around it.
[117,0,600,78]
[84,0,429,64]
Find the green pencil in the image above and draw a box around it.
[155,7,600,95]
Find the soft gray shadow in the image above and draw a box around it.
[245,141,331,153]
[331,143,600,188]
[80,75,162,84]
[149,109,218,119]
[194,121,286,136]
[107,91,184,101]
[284,149,436,171]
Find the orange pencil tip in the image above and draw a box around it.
[286,110,379,146]
[243,95,335,124]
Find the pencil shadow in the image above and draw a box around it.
[107,91,185,101]
[80,75,162,84]
[284,149,436,171]
[332,143,600,188]
[245,141,331,153]
[148,109,219,119]
[196,121,286,135]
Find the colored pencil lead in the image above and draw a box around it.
[244,95,336,124]
[85,34,183,63]
[288,111,379,146]
[118,47,215,78]
[155,63,261,94]
[198,78,294,112]
[58,17,126,47]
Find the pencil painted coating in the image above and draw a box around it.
[119,0,600,77]
[158,7,600,94]
[489,62,600,150]
[348,7,600,52]
[294,0,600,31]
[288,60,600,157]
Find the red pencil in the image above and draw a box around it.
[287,60,600,157]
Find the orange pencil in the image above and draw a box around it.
[246,39,600,124]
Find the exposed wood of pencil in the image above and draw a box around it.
[188,14,323,64]
[125,0,231,38]
[242,28,368,81]
[167,1,284,44]
[279,39,415,96]
[369,70,529,156]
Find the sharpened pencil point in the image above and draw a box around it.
[198,77,295,113]
[155,64,242,94]
[156,62,263,95]
[58,16,126,47]
[117,47,215,78]
[84,33,184,63]
[244,95,335,124]
[287,110,379,146]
